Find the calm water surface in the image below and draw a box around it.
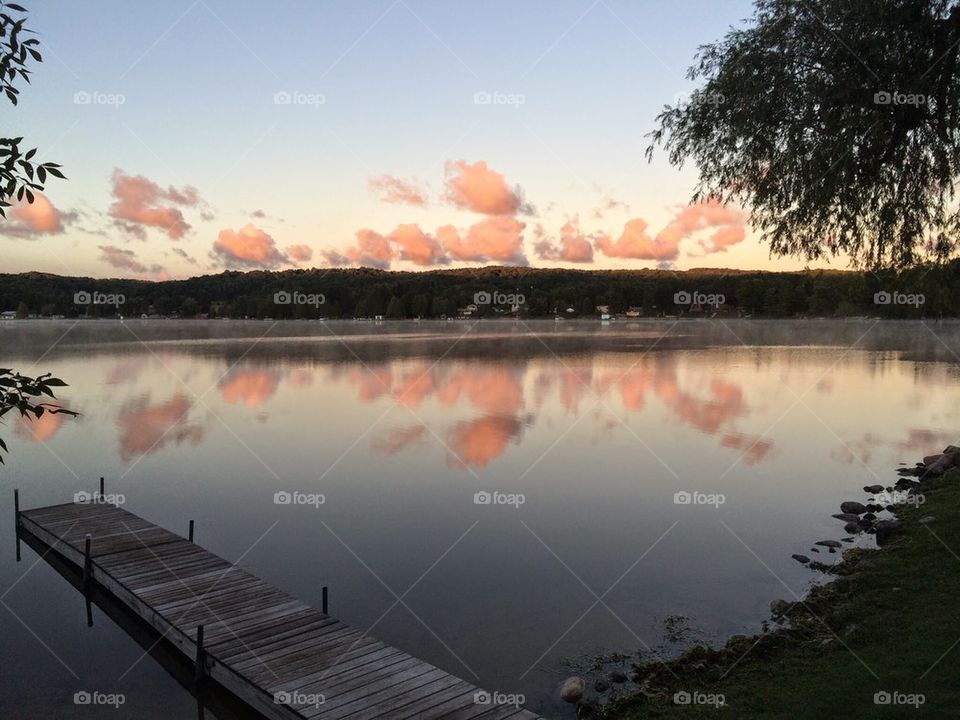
[1,319,959,718]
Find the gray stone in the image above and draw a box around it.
[833,513,861,522]
[840,501,867,515]
[815,540,842,548]
[875,519,900,545]
[560,677,585,703]
[863,484,884,494]
[607,669,628,684]
[792,554,810,564]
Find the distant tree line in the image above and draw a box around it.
[2,263,959,320]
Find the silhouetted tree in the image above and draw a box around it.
[648,0,960,268]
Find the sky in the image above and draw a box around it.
[1,0,836,279]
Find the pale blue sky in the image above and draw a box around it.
[0,0,819,278]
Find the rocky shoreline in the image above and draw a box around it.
[553,444,960,716]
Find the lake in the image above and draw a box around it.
[1,318,958,718]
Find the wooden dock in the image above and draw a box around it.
[15,498,544,720]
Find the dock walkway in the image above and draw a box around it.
[16,500,543,720]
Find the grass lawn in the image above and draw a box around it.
[597,469,960,719]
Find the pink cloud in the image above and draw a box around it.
[389,224,449,266]
[285,244,314,263]
[344,228,395,269]
[368,175,429,206]
[213,223,288,268]
[595,218,679,260]
[659,199,747,255]
[0,192,76,238]
[321,249,351,266]
[443,160,528,215]
[99,245,165,276]
[439,216,527,265]
[109,169,200,240]
[698,224,746,254]
[533,216,594,263]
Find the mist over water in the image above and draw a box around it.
[2,319,959,718]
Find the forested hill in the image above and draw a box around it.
[2,263,959,319]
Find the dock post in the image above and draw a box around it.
[194,624,205,682]
[13,489,20,563]
[322,585,328,614]
[189,520,195,543]
[82,534,92,589]
[99,476,104,500]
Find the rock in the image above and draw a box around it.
[863,484,884,494]
[815,540,842,548]
[943,444,960,457]
[607,669,628,684]
[923,453,960,476]
[919,516,935,524]
[770,599,792,617]
[885,505,896,512]
[592,680,609,693]
[792,554,810,564]
[840,501,867,515]
[833,513,861,522]
[810,547,820,553]
[842,537,854,542]
[875,519,900,545]
[857,518,873,529]
[866,504,884,513]
[863,512,877,522]
[844,522,861,534]
[560,677,585,703]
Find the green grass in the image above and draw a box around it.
[597,469,960,719]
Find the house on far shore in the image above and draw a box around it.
[1,310,17,320]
